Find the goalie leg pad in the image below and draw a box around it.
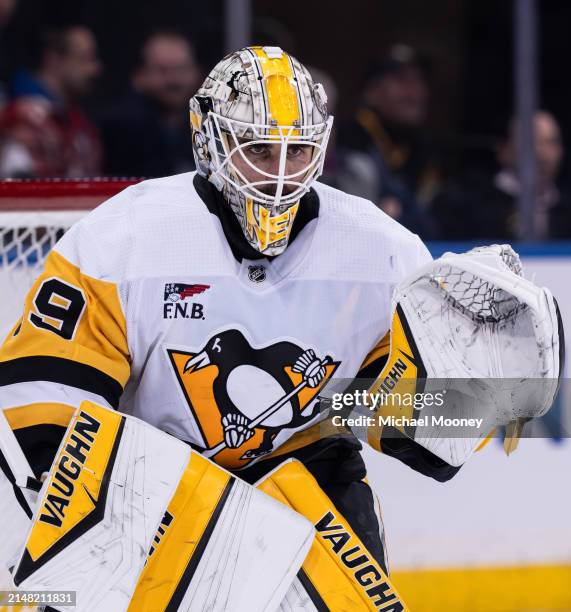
[11,401,185,609]
[257,459,408,611]
[0,408,43,591]
[10,401,314,612]
[129,452,314,612]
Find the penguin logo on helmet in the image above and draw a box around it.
[167,328,340,469]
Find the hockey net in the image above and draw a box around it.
[0,179,139,338]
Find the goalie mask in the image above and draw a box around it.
[189,46,333,256]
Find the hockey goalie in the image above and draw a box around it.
[0,46,564,611]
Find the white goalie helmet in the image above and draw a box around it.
[189,46,333,255]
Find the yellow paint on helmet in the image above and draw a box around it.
[251,47,301,131]
[189,110,202,131]
[245,198,299,252]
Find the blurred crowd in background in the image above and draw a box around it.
[1,0,571,242]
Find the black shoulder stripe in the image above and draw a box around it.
[0,356,123,408]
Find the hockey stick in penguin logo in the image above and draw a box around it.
[179,329,337,462]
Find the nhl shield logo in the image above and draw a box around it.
[248,265,266,283]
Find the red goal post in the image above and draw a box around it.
[0,178,141,337]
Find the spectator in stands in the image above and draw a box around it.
[337,44,437,237]
[432,111,571,240]
[311,66,387,206]
[0,0,16,27]
[0,24,102,178]
[99,29,201,177]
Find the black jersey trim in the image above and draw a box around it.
[0,356,122,408]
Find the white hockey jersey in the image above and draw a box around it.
[0,172,430,470]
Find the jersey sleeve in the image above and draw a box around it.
[0,226,130,478]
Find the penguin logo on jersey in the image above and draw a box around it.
[167,329,340,469]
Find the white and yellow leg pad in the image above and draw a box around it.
[0,408,41,596]
[7,401,314,611]
[256,460,409,611]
